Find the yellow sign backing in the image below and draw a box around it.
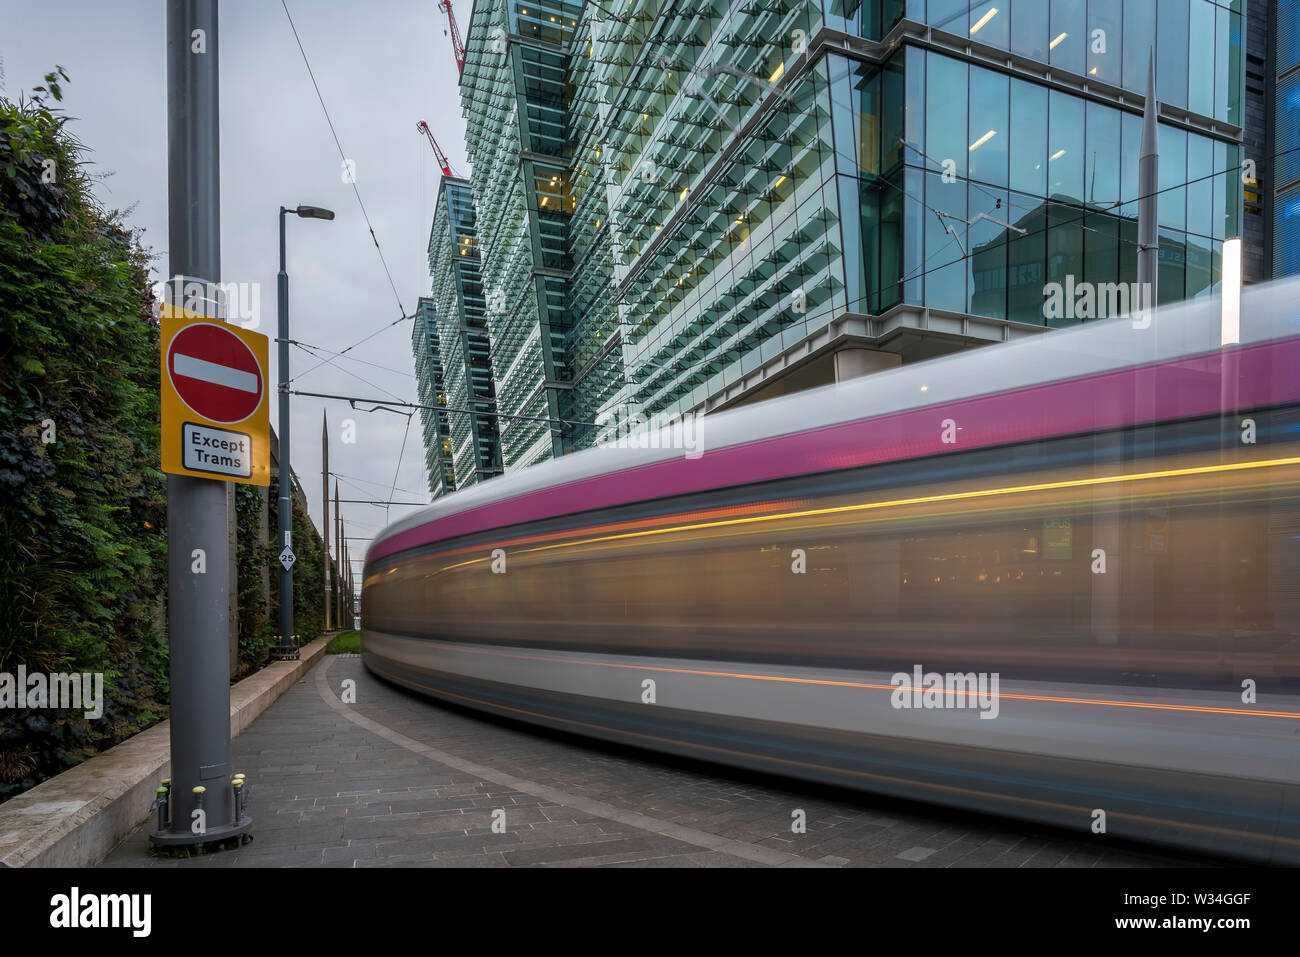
[160,305,270,486]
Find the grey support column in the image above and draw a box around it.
[156,0,251,847]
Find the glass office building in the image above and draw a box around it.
[1272,0,1300,275]
[450,0,1245,471]
[416,178,504,497]
[411,297,456,498]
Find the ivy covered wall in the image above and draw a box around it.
[0,71,344,802]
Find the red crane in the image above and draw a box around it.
[438,0,466,74]
[416,120,455,178]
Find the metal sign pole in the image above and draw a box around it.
[274,205,298,659]
[322,411,331,632]
[156,0,250,848]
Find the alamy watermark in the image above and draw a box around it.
[150,274,261,329]
[1043,276,1154,329]
[595,405,704,459]
[0,666,104,719]
[890,665,1000,719]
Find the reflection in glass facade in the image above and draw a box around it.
[411,297,455,498]
[452,0,1245,470]
[413,180,504,498]
[423,177,503,494]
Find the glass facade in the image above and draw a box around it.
[416,178,501,501]
[882,46,1240,324]
[1276,0,1300,277]
[451,0,1246,471]
[410,297,456,498]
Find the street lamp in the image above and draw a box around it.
[273,203,334,660]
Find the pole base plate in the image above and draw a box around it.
[149,815,253,853]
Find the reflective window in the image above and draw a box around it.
[925,170,968,311]
[1212,139,1227,241]
[1282,0,1300,74]
[1158,227,1186,306]
[930,0,969,34]
[1217,5,1240,125]
[904,44,925,159]
[840,172,869,314]
[1047,89,1084,202]
[1049,0,1086,75]
[1084,212,1118,300]
[1275,191,1300,277]
[883,56,905,174]
[927,53,968,179]
[1122,0,1157,91]
[1007,190,1047,324]
[968,185,1009,319]
[1278,73,1300,189]
[1157,0,1189,109]
[1011,0,1049,60]
[880,175,904,310]
[1086,0,1122,84]
[1045,201,1084,327]
[904,166,926,303]
[1224,143,1241,238]
[1158,124,1188,231]
[1009,78,1047,197]
[1084,101,1119,206]
[968,67,1008,187]
[969,1,1008,49]
[1185,232,1214,299]
[1186,134,1214,240]
[1118,110,1143,220]
[1189,0,1215,118]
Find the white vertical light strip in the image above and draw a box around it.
[1221,237,1242,346]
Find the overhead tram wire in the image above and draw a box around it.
[290,340,410,405]
[289,388,600,432]
[281,0,412,354]
[292,309,419,384]
[334,471,424,498]
[385,411,416,521]
[284,337,416,379]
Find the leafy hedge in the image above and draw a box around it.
[0,71,341,801]
[0,72,170,797]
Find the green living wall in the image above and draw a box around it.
[0,71,335,802]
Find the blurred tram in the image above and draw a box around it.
[363,280,1300,864]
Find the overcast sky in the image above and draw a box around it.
[1,0,469,586]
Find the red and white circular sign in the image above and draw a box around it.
[166,322,264,424]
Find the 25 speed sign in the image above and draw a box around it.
[160,305,271,486]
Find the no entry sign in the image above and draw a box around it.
[167,323,264,424]
[161,306,270,486]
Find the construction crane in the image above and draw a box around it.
[437,0,466,74]
[416,120,456,178]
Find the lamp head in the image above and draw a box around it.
[295,205,335,220]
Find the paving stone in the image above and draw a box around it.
[896,846,938,862]
[98,656,1206,870]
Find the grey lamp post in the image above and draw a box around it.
[274,204,334,660]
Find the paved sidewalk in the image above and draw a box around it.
[102,655,1203,868]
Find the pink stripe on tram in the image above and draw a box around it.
[369,338,1300,563]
